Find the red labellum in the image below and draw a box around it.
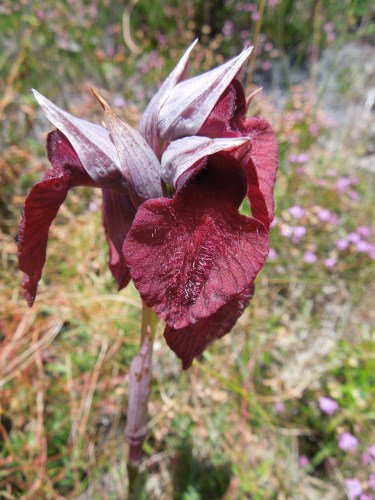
[123,152,268,329]
[164,285,255,369]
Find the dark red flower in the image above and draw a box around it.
[19,42,277,368]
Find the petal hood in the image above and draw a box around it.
[158,45,252,140]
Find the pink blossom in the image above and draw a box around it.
[275,400,285,413]
[288,205,305,219]
[329,214,339,225]
[356,241,371,253]
[288,153,309,164]
[270,217,279,228]
[268,248,279,261]
[268,0,281,7]
[303,251,317,264]
[360,494,372,500]
[336,238,349,251]
[319,396,339,415]
[280,224,293,238]
[368,445,375,458]
[309,123,319,136]
[264,42,274,52]
[349,190,360,201]
[327,168,337,176]
[335,177,352,192]
[327,32,336,43]
[292,226,306,243]
[338,432,359,453]
[323,22,334,32]
[299,455,309,467]
[347,232,361,244]
[158,34,168,46]
[261,61,272,71]
[357,225,372,239]
[113,96,126,107]
[345,479,362,499]
[317,207,332,222]
[252,11,260,21]
[324,257,337,268]
[369,473,375,490]
[368,245,375,259]
[362,453,372,466]
[222,20,234,37]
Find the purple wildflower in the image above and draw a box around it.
[324,257,337,268]
[288,205,305,219]
[275,400,285,413]
[318,396,339,415]
[337,238,349,251]
[347,232,361,244]
[268,248,279,261]
[362,453,372,466]
[338,432,359,453]
[303,251,317,264]
[292,226,306,243]
[357,225,372,239]
[345,479,362,498]
[299,455,309,467]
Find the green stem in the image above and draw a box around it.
[140,302,157,344]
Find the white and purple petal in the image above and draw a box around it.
[158,45,253,140]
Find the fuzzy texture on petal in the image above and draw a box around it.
[18,130,96,306]
[198,79,246,138]
[123,152,268,329]
[200,81,278,226]
[102,189,135,290]
[164,285,254,369]
[235,116,278,226]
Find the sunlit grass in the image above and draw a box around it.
[1,1,374,498]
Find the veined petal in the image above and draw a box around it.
[92,90,163,205]
[164,285,254,369]
[158,45,253,140]
[235,116,278,226]
[18,130,95,306]
[139,39,198,156]
[102,189,135,290]
[123,152,268,329]
[32,90,128,192]
[161,135,250,189]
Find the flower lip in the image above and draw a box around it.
[123,152,269,329]
[164,285,254,369]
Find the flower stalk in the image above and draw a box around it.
[126,301,157,496]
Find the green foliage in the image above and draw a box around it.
[0,0,374,498]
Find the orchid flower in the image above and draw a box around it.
[18,41,277,369]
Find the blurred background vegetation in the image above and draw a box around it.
[0,0,374,498]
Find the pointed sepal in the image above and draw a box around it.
[92,89,163,205]
[32,89,128,192]
[139,39,198,155]
[158,45,253,140]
